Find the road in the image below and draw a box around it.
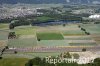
[6,46,100,52]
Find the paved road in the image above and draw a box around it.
[13,46,100,52]
[1,46,100,55]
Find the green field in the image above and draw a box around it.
[69,43,97,46]
[37,32,64,40]
[0,24,99,66]
[14,27,36,35]
[24,52,61,58]
[64,37,92,40]
[60,25,86,36]
[38,40,69,46]
[0,31,8,40]
[0,58,28,66]
[63,30,85,36]
[1,24,99,48]
[2,52,62,58]
[8,26,37,47]
[0,24,9,29]
[80,24,100,34]
[80,24,100,44]
[0,30,8,47]
[8,38,37,47]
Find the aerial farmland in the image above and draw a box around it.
[0,23,99,52]
[0,4,100,66]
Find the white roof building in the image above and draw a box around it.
[89,14,100,20]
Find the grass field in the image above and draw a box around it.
[0,58,28,66]
[69,43,97,46]
[0,40,7,47]
[64,37,92,40]
[24,52,61,58]
[1,24,99,48]
[80,24,100,44]
[2,52,62,58]
[0,31,8,40]
[63,30,85,36]
[80,24,100,34]
[0,30,8,47]
[14,27,36,35]
[0,24,99,66]
[37,32,64,40]
[38,40,69,46]
[8,38,37,47]
[59,24,86,36]
[8,26,37,47]
[0,24,9,29]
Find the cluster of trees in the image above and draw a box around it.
[0,8,83,26]
[25,57,78,66]
[41,14,82,22]
[25,57,100,66]
[9,19,30,29]
[60,52,72,58]
[61,16,82,21]
[0,18,13,23]
[13,20,30,27]
[0,14,35,24]
[78,25,90,35]
[32,15,82,25]
[60,52,80,59]
[35,8,82,23]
